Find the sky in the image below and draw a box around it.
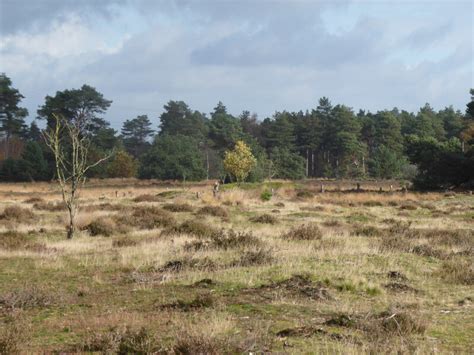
[0,0,473,129]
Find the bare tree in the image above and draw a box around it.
[43,113,111,239]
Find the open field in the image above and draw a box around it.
[0,179,473,353]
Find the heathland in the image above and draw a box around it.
[0,179,473,353]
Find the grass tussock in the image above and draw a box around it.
[83,217,124,237]
[79,326,161,353]
[0,286,54,311]
[0,205,35,222]
[162,219,218,238]
[23,197,44,204]
[162,203,194,212]
[159,294,214,311]
[438,259,474,285]
[32,201,64,212]
[363,309,427,337]
[234,247,274,267]
[159,256,216,273]
[250,214,278,224]
[184,230,263,252]
[352,225,382,237]
[172,331,240,355]
[282,223,323,241]
[0,320,29,354]
[132,194,160,202]
[112,236,138,248]
[115,206,176,230]
[0,231,47,252]
[197,205,228,218]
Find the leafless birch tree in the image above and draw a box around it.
[43,113,111,239]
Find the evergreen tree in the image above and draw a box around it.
[208,102,243,151]
[139,135,206,181]
[270,147,306,179]
[0,73,28,158]
[121,115,154,158]
[27,121,42,142]
[21,141,48,181]
[37,84,112,135]
[159,101,207,139]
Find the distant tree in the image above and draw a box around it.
[27,120,42,142]
[412,104,445,140]
[239,111,262,143]
[21,141,48,181]
[373,111,403,153]
[270,147,306,180]
[121,115,154,158]
[369,145,406,179]
[159,101,207,139]
[466,88,474,119]
[37,84,112,135]
[0,158,29,181]
[223,140,256,183]
[139,135,205,181]
[209,102,243,151]
[438,106,464,139]
[261,112,296,151]
[107,150,138,178]
[405,136,471,189]
[0,73,28,158]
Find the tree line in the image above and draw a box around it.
[1,73,473,190]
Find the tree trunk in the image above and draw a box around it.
[66,205,76,239]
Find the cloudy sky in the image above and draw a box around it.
[0,0,472,129]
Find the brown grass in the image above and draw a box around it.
[0,205,35,221]
[162,203,194,212]
[250,214,278,224]
[197,205,228,218]
[282,223,323,240]
[438,259,474,285]
[115,206,176,229]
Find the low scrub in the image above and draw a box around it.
[0,286,54,311]
[282,223,323,240]
[0,205,35,222]
[112,237,138,248]
[162,203,194,212]
[159,294,214,312]
[352,225,382,237]
[23,197,44,204]
[197,205,228,218]
[0,231,46,252]
[0,320,29,354]
[115,206,176,230]
[132,194,160,202]
[32,201,65,212]
[80,326,161,353]
[84,217,121,237]
[162,219,218,238]
[233,247,274,267]
[438,259,474,285]
[210,229,262,250]
[250,214,278,224]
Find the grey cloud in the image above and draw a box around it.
[0,0,123,34]
[190,16,385,68]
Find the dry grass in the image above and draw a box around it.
[0,205,35,222]
[0,179,472,353]
[282,222,323,240]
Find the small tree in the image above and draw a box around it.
[223,140,256,183]
[107,150,138,178]
[43,113,111,239]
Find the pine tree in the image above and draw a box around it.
[121,115,154,157]
[0,73,28,158]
